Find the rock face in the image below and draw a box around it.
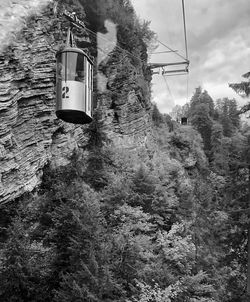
[0,0,51,53]
[0,2,153,204]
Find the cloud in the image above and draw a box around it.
[152,90,175,113]
[203,50,225,70]
[131,0,250,112]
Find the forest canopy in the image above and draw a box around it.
[1,0,250,301]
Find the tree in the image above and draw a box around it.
[152,103,164,127]
[189,87,214,118]
[170,103,190,123]
[230,71,250,114]
[229,71,250,99]
[190,103,213,159]
[215,98,240,137]
[188,88,216,160]
[0,215,51,301]
[230,71,250,300]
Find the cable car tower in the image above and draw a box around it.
[149,0,189,76]
[149,0,189,87]
[55,9,94,124]
[149,0,189,125]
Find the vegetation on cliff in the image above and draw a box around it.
[0,0,154,203]
[0,122,211,301]
[1,1,250,302]
[171,87,250,301]
[1,96,250,301]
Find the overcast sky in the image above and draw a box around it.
[131,0,250,113]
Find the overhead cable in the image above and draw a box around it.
[181,0,189,103]
[182,0,189,61]
[186,72,189,103]
[157,39,188,62]
[149,50,178,55]
[162,73,174,103]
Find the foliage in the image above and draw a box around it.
[229,71,250,99]
[152,103,164,127]
[214,98,240,136]
[1,115,250,301]
[189,87,214,118]
[0,214,52,301]
[2,2,250,296]
[187,88,216,160]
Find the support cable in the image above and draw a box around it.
[149,50,178,54]
[157,39,188,62]
[162,72,174,104]
[182,0,189,61]
[182,0,189,103]
[165,73,187,77]
[186,72,189,103]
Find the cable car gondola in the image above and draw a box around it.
[55,13,93,124]
[181,117,188,125]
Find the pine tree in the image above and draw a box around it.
[230,71,250,300]
[0,216,50,301]
[229,71,250,99]
[190,103,213,159]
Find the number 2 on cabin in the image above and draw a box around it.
[62,86,69,99]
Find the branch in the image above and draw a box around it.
[229,82,250,98]
[239,103,250,114]
[243,71,250,79]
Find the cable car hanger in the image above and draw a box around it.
[149,0,189,76]
[63,10,86,31]
[55,8,94,125]
[150,0,190,125]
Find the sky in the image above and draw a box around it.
[130,0,250,113]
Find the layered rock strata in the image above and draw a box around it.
[0,2,153,204]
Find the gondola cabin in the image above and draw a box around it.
[56,47,93,124]
[181,117,188,125]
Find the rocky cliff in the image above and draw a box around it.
[0,1,153,204]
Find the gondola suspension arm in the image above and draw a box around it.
[148,0,189,77]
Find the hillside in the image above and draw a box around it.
[1,1,250,301]
[0,120,213,301]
